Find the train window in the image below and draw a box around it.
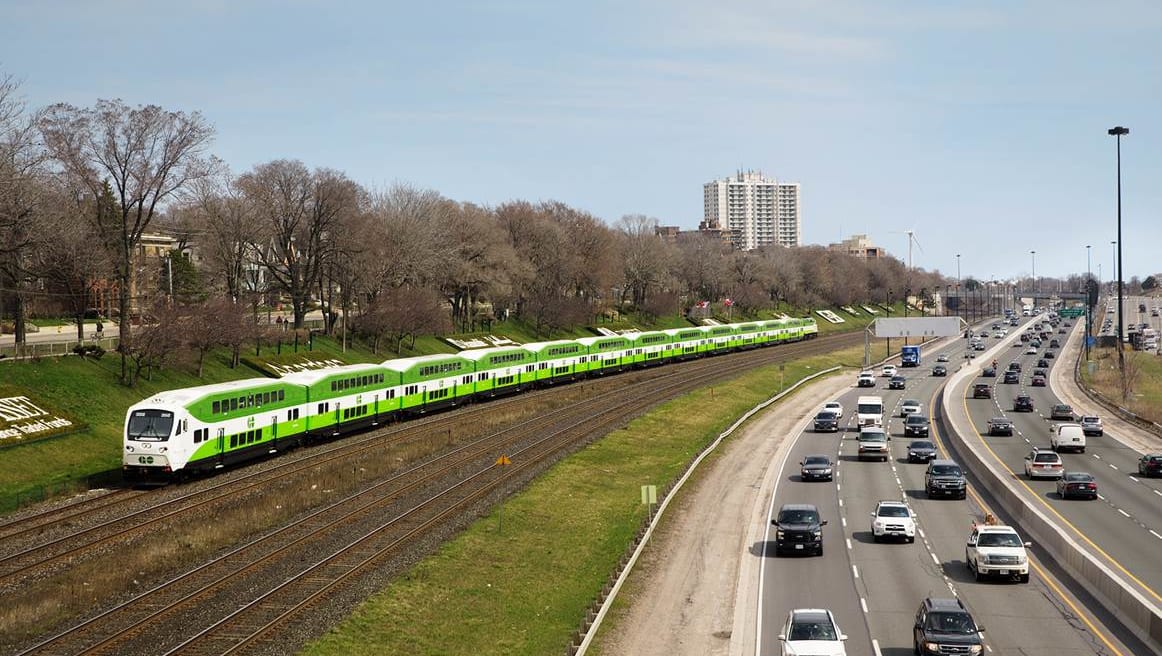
[279,390,285,401]
[212,401,221,414]
[229,435,237,448]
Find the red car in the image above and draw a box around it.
[1031,376,1046,387]
[1139,454,1162,478]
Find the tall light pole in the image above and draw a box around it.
[1030,250,1037,297]
[956,254,962,321]
[1086,245,1092,361]
[1108,125,1129,386]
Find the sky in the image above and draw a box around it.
[3,0,1160,282]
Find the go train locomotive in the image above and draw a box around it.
[123,317,817,481]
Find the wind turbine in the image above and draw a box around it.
[895,229,923,270]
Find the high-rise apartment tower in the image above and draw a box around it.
[703,171,801,250]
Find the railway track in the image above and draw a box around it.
[8,331,861,655]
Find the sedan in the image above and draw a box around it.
[1002,371,1020,384]
[1037,359,1050,368]
[982,367,997,378]
[1033,368,1047,378]
[973,384,992,399]
[882,364,897,377]
[932,365,947,376]
[900,399,922,417]
[1050,403,1074,421]
[823,401,844,417]
[1139,454,1162,478]
[1025,346,1038,355]
[1057,472,1098,500]
[936,354,950,363]
[907,440,938,463]
[800,455,835,481]
[904,415,930,437]
[1014,395,1035,412]
[814,411,840,432]
[888,375,906,390]
[1031,375,1047,387]
[987,417,1014,436]
[1044,351,1056,359]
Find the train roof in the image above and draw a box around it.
[280,363,386,385]
[460,345,529,361]
[575,335,631,345]
[381,353,470,371]
[134,377,281,407]
[521,340,583,353]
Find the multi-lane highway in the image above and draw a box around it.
[755,314,1151,655]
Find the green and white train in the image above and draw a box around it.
[123,317,817,481]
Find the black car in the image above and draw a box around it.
[1014,395,1034,412]
[1037,358,1049,368]
[987,417,1014,436]
[1049,339,1060,348]
[1002,371,1019,384]
[813,411,840,432]
[907,440,938,463]
[1050,403,1074,421]
[799,455,834,481]
[982,367,996,378]
[932,364,947,376]
[925,459,967,499]
[888,375,906,390]
[904,414,930,437]
[1139,454,1162,478]
[1057,472,1098,500]
[914,598,985,656]
[772,503,826,556]
[1045,351,1056,359]
[972,384,992,399]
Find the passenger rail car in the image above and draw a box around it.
[124,317,817,481]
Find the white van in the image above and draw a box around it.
[856,395,884,428]
[1050,423,1086,453]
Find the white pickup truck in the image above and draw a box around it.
[965,524,1031,583]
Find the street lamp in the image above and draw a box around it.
[1086,244,1092,361]
[886,288,892,358]
[1108,125,1129,386]
[1030,250,1036,296]
[904,287,911,346]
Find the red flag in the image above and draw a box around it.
[698,300,709,308]
[724,298,733,307]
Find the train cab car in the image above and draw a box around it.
[664,327,708,360]
[576,335,634,376]
[123,377,308,481]
[380,354,471,416]
[461,346,535,399]
[523,340,587,383]
[283,363,397,435]
[626,331,674,367]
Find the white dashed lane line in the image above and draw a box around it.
[853,564,860,579]
[1118,508,1131,518]
[1151,530,1162,540]
[861,597,869,613]
[846,538,853,551]
[1109,464,1119,470]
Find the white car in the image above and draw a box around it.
[965,525,1031,583]
[1025,346,1038,355]
[900,399,922,417]
[857,372,876,387]
[881,364,897,377]
[779,608,848,656]
[822,401,844,417]
[870,500,916,543]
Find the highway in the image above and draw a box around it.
[756,314,1150,656]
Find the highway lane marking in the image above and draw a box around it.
[841,517,847,528]
[838,498,843,507]
[1093,453,1102,459]
[836,483,841,492]
[872,638,882,656]
[1098,494,1106,501]
[846,538,852,550]
[1109,463,1118,470]
[1151,530,1162,540]
[931,552,940,565]
[860,597,868,614]
[853,564,859,579]
[1155,489,1162,497]
[1129,476,1138,482]
[918,528,925,539]
[1118,508,1131,518]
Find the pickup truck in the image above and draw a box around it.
[965,525,1031,583]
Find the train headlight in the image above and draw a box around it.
[125,445,134,452]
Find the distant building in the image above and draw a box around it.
[703,170,801,251]
[828,234,886,259]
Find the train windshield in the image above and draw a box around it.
[127,410,174,442]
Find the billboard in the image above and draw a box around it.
[873,317,963,339]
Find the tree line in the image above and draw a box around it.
[1,73,1059,384]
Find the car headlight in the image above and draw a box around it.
[776,530,785,539]
[820,468,831,474]
[813,530,822,538]
[969,645,983,655]
[923,642,941,653]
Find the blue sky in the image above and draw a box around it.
[3,0,1160,281]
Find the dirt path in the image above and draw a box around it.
[590,373,855,656]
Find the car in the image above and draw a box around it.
[1057,472,1098,499]
[1024,447,1064,479]
[972,383,992,399]
[1013,395,1034,412]
[1032,368,1047,378]
[772,503,827,556]
[813,411,840,432]
[1031,375,1046,387]
[1037,358,1049,368]
[974,342,986,351]
[1049,339,1060,348]
[857,426,891,462]
[800,455,835,481]
[1064,321,1073,326]
[936,353,950,363]
[982,367,996,378]
[1057,327,1067,334]
[965,525,1031,583]
[987,417,1013,436]
[1025,346,1038,355]
[1020,332,1030,342]
[931,364,947,376]
[1007,362,1021,372]
[822,401,844,417]
[904,414,930,437]
[907,439,937,462]
[1050,403,1074,421]
[882,364,897,377]
[1139,454,1162,477]
[900,399,922,417]
[1002,370,1019,384]
[888,375,906,390]
[1031,339,1042,348]
[870,500,916,543]
[1079,416,1103,436]
[925,459,966,499]
[1044,351,1056,359]
[857,371,876,387]
[779,608,848,656]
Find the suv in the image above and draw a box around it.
[1002,370,1019,384]
[1079,416,1103,436]
[913,597,985,656]
[779,608,848,656]
[986,417,1013,436]
[904,414,930,437]
[870,500,916,543]
[965,524,1031,583]
[772,504,827,556]
[857,371,876,387]
[925,459,967,499]
[857,426,890,462]
[1024,447,1064,479]
[972,384,992,399]
[932,364,947,376]
[888,375,906,390]
[900,399,922,417]
[882,364,897,377]
[1013,395,1034,412]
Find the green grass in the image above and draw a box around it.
[1079,346,1162,423]
[300,344,868,656]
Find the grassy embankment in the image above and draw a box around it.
[1079,346,1162,424]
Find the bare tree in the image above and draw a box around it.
[354,286,450,354]
[616,214,672,308]
[238,160,361,329]
[179,164,258,301]
[432,201,515,331]
[40,99,214,383]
